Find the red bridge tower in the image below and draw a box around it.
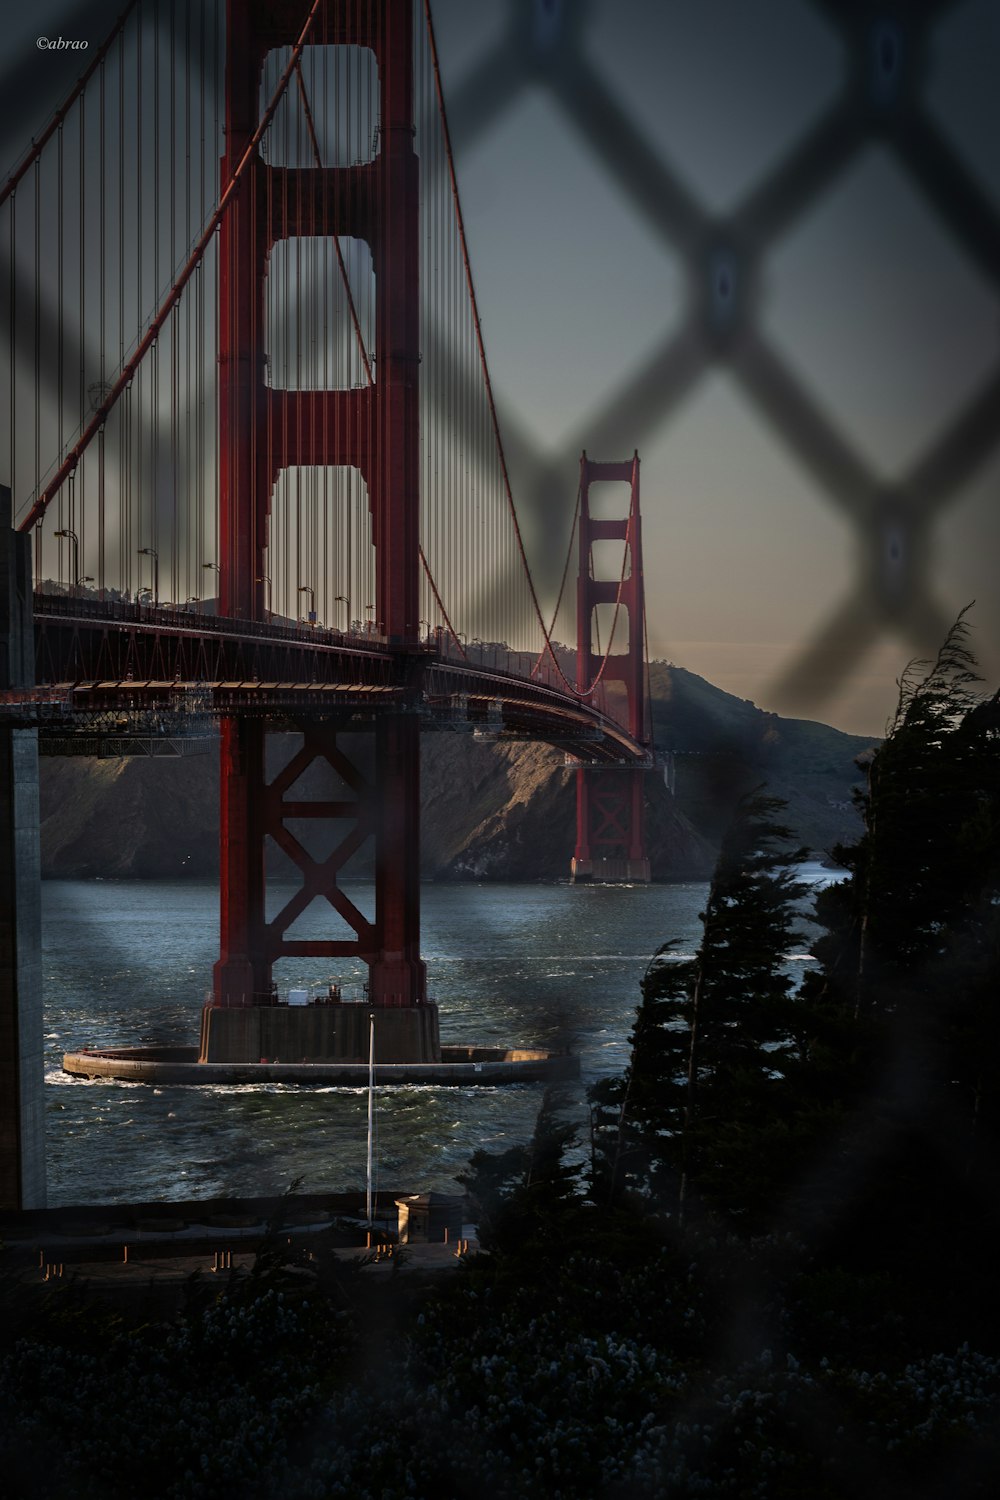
[210,0,428,1049]
[572,452,651,884]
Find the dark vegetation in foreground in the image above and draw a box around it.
[3,616,1000,1497]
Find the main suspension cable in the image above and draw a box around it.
[423,0,632,702]
[0,0,141,209]
[530,479,581,679]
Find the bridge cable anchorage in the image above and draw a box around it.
[18,0,326,534]
[0,0,141,210]
[423,0,635,705]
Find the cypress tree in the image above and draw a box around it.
[593,792,808,1226]
[799,611,1000,1282]
[459,1086,582,1252]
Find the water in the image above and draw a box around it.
[41,864,842,1207]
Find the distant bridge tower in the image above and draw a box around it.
[572,452,651,884]
[212,0,427,1031]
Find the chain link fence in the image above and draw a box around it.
[435,0,999,731]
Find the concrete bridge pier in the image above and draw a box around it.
[0,485,45,1209]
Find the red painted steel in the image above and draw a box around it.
[214,0,425,1007]
[573,452,651,883]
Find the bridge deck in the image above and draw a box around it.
[0,593,649,766]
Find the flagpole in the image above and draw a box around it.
[366,1012,375,1225]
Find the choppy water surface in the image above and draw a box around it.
[42,866,841,1206]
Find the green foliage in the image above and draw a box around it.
[794,612,1000,1272]
[6,620,999,1498]
[594,791,811,1227]
[808,612,1000,1022]
[458,1085,584,1253]
[0,1280,352,1499]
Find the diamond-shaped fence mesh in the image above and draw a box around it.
[2,8,998,1486]
[433,0,999,731]
[3,1,996,730]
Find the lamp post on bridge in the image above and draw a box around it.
[256,574,272,619]
[138,546,159,605]
[202,561,220,610]
[53,529,79,595]
[298,583,316,626]
[335,594,350,633]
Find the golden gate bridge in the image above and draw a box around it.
[0,0,655,1208]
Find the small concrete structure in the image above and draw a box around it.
[199,998,441,1065]
[395,1192,464,1245]
[571,854,651,883]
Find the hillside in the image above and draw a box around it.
[38,664,875,880]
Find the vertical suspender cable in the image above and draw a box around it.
[170,0,178,605]
[78,85,86,584]
[183,0,192,600]
[7,192,15,539]
[57,126,64,480]
[422,0,631,700]
[33,159,41,560]
[150,1,160,578]
[0,1,141,209]
[18,0,325,538]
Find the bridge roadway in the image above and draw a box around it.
[0,592,650,765]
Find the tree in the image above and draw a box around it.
[593,791,809,1227]
[804,610,996,1019]
[798,610,1000,1282]
[458,1085,583,1253]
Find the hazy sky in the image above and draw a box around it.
[5,0,999,736]
[430,0,1000,736]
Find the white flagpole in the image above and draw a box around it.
[366,1012,375,1225]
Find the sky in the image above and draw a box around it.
[3,0,999,737]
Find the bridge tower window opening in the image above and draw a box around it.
[592,601,630,655]
[589,537,631,583]
[267,464,374,635]
[258,44,380,171]
[584,480,633,523]
[264,237,375,394]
